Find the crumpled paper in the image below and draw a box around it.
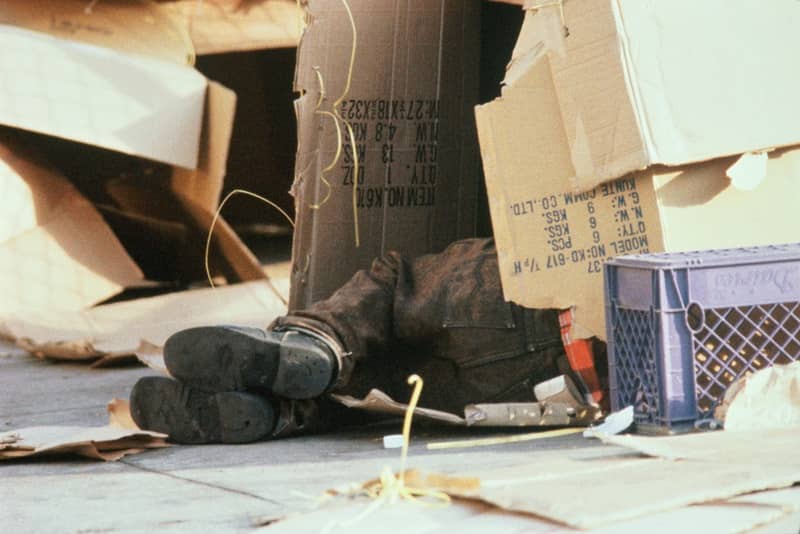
[715,362,800,431]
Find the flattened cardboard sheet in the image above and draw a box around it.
[0,25,205,168]
[1,281,286,360]
[0,133,144,315]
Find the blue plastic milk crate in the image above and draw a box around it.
[604,243,800,433]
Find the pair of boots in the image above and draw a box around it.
[130,326,339,444]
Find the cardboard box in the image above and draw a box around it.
[0,3,278,359]
[290,0,482,309]
[477,103,800,336]
[499,0,800,192]
[476,0,800,338]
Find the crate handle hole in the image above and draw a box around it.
[686,302,705,333]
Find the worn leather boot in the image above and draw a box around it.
[130,376,277,444]
[163,325,338,399]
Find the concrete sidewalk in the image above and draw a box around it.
[0,341,607,532]
[3,340,800,533]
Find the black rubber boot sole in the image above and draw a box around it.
[163,326,334,399]
[130,376,275,444]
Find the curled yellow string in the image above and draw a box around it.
[363,375,451,506]
[204,188,295,293]
[336,0,360,247]
[310,110,342,210]
[322,375,450,532]
[305,0,361,247]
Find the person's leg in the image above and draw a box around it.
[129,246,408,443]
[130,237,569,441]
[158,246,410,401]
[162,326,338,399]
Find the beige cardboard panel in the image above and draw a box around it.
[479,59,800,337]
[0,26,205,169]
[0,207,143,315]
[471,453,800,529]
[0,135,144,315]
[0,0,192,64]
[477,55,661,338]
[158,0,302,55]
[1,281,286,358]
[549,0,648,188]
[171,81,236,214]
[656,148,800,252]
[602,427,800,465]
[616,0,800,169]
[511,0,800,192]
[0,137,75,243]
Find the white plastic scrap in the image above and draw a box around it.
[583,406,634,438]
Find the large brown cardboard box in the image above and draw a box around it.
[476,0,800,338]
[494,0,800,193]
[289,0,482,309]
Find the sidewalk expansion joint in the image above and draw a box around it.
[120,459,282,505]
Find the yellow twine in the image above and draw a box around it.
[305,0,361,247]
[362,375,451,505]
[204,188,295,292]
[426,427,585,450]
[336,0,360,248]
[321,375,450,533]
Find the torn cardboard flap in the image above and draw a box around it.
[1,399,168,461]
[726,151,769,191]
[505,0,800,192]
[171,81,237,214]
[0,425,168,461]
[0,24,205,168]
[477,57,800,336]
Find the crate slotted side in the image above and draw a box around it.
[609,308,662,425]
[605,243,800,431]
[692,301,800,417]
